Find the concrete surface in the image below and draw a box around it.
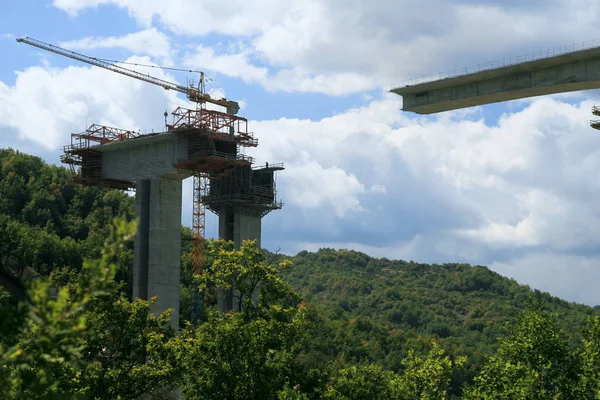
[392,46,600,114]
[99,132,190,328]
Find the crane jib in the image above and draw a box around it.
[16,36,240,114]
[17,36,189,96]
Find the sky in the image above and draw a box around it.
[2,0,600,305]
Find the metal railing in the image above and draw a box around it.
[202,192,282,208]
[253,162,284,170]
[397,39,600,88]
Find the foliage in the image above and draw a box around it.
[0,286,11,306]
[324,364,399,400]
[198,239,297,320]
[180,239,307,399]
[281,248,598,394]
[3,150,600,398]
[0,219,181,399]
[321,341,461,400]
[579,316,600,399]
[464,306,580,399]
[395,341,465,399]
[180,306,307,400]
[0,148,134,292]
[74,295,181,399]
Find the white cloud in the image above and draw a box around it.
[284,158,366,218]
[244,94,600,307]
[5,53,600,304]
[53,0,107,16]
[183,46,375,95]
[59,28,173,64]
[0,57,182,150]
[52,0,600,95]
[370,184,387,194]
[183,45,267,83]
[491,253,600,306]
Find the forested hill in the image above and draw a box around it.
[281,245,598,378]
[2,148,600,395]
[0,148,135,296]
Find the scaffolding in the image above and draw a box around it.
[191,173,209,274]
[19,36,284,319]
[591,105,600,130]
[167,107,258,147]
[203,163,284,217]
[60,124,137,190]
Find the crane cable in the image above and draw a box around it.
[96,57,203,74]
[96,57,225,95]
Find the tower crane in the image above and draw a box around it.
[16,36,240,114]
[16,36,229,273]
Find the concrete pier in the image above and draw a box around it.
[72,128,283,324]
[216,207,262,312]
[393,46,600,114]
[100,133,190,327]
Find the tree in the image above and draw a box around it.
[579,316,600,399]
[464,307,579,399]
[180,306,307,400]
[0,219,182,399]
[72,295,181,399]
[324,364,400,400]
[395,341,465,399]
[198,239,296,320]
[180,239,306,399]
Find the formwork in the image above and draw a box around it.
[61,124,138,190]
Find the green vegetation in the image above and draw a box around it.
[281,249,597,394]
[0,148,134,297]
[2,148,600,398]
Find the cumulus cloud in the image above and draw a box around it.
[52,0,600,95]
[247,94,600,305]
[491,253,600,306]
[59,28,173,64]
[285,158,365,218]
[370,184,387,194]
[0,57,182,150]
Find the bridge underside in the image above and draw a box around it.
[392,46,600,114]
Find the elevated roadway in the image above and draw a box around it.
[392,44,600,114]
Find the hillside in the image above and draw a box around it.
[0,148,135,297]
[1,148,599,395]
[281,249,598,392]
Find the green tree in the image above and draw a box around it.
[464,307,579,399]
[324,364,399,400]
[180,239,306,399]
[0,219,182,399]
[180,306,306,400]
[395,341,465,399]
[198,239,296,320]
[72,295,181,399]
[579,316,600,398]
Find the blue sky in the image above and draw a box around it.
[3,0,600,305]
